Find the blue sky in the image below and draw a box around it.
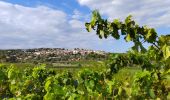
[0,0,169,52]
[3,0,90,14]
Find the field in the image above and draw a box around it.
[50,63,170,88]
[1,57,170,99]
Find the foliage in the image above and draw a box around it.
[85,10,170,99]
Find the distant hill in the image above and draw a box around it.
[0,48,109,63]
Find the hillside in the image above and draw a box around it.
[0,48,108,63]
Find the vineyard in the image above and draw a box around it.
[0,11,170,100]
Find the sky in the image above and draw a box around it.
[0,0,169,52]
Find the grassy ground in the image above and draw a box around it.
[0,60,106,73]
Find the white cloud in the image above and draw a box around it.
[72,9,83,20]
[69,19,84,29]
[77,0,170,28]
[0,1,67,34]
[0,1,122,52]
[71,9,90,21]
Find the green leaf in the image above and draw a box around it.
[91,10,101,26]
[114,19,121,28]
[44,93,55,100]
[125,15,132,25]
[111,32,120,39]
[146,29,152,39]
[125,34,131,42]
[162,44,170,60]
[145,28,157,43]
[99,29,106,38]
[45,78,52,91]
[85,23,91,32]
[89,80,95,88]
[149,89,156,99]
[68,93,78,100]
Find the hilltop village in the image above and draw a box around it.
[0,48,108,63]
